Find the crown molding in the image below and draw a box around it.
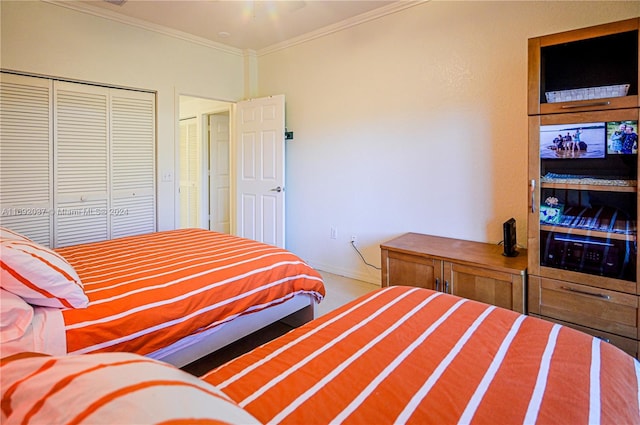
[257,1,428,56]
[43,0,245,57]
[43,0,427,58]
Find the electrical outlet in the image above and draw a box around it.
[330,226,338,239]
[351,235,357,243]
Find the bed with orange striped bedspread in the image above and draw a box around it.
[204,285,640,425]
[56,228,325,357]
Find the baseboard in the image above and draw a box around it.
[307,260,380,286]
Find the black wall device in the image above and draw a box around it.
[503,218,518,257]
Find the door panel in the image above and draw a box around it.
[450,263,525,312]
[387,251,441,290]
[54,81,109,247]
[235,95,285,247]
[209,113,230,234]
[241,194,256,240]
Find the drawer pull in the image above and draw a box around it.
[560,286,611,300]
[561,100,611,109]
[595,336,611,343]
[435,278,440,292]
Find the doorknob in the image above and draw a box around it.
[270,186,283,192]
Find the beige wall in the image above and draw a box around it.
[0,0,246,231]
[257,1,640,282]
[1,1,639,283]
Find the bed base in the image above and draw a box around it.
[149,293,316,368]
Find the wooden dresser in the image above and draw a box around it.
[380,233,528,313]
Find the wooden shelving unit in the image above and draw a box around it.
[527,18,640,358]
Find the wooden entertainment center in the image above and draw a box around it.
[527,18,639,358]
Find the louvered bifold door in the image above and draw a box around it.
[110,88,156,238]
[0,73,53,246]
[179,118,199,228]
[53,81,109,247]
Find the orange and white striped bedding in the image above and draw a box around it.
[1,352,262,425]
[204,285,640,425]
[54,228,324,357]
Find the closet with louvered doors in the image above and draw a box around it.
[0,72,156,248]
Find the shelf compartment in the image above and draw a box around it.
[541,205,637,234]
[541,182,637,193]
[540,224,636,242]
[540,229,636,282]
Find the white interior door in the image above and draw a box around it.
[235,95,285,248]
[209,112,230,234]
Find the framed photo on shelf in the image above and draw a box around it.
[606,120,638,155]
[539,122,606,159]
[540,204,564,225]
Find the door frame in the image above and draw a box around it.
[176,94,233,231]
[175,93,285,244]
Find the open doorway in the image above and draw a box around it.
[178,96,232,232]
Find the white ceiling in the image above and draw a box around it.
[66,0,421,52]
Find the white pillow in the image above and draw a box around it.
[0,227,32,242]
[0,352,261,425]
[0,289,34,342]
[0,239,88,309]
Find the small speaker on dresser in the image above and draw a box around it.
[503,218,519,257]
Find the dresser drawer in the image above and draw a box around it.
[528,276,638,339]
[529,313,638,358]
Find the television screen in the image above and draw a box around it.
[606,120,638,155]
[540,122,606,159]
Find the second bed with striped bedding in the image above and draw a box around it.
[203,285,640,424]
[57,228,325,357]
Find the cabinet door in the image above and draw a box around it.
[384,250,441,290]
[54,81,109,247]
[448,263,526,313]
[110,89,156,238]
[0,73,53,246]
[529,108,639,292]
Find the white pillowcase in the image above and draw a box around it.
[0,288,34,342]
[1,352,261,425]
[0,239,88,309]
[0,227,32,242]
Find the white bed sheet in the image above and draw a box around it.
[1,305,65,358]
[150,293,316,367]
[1,293,316,367]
